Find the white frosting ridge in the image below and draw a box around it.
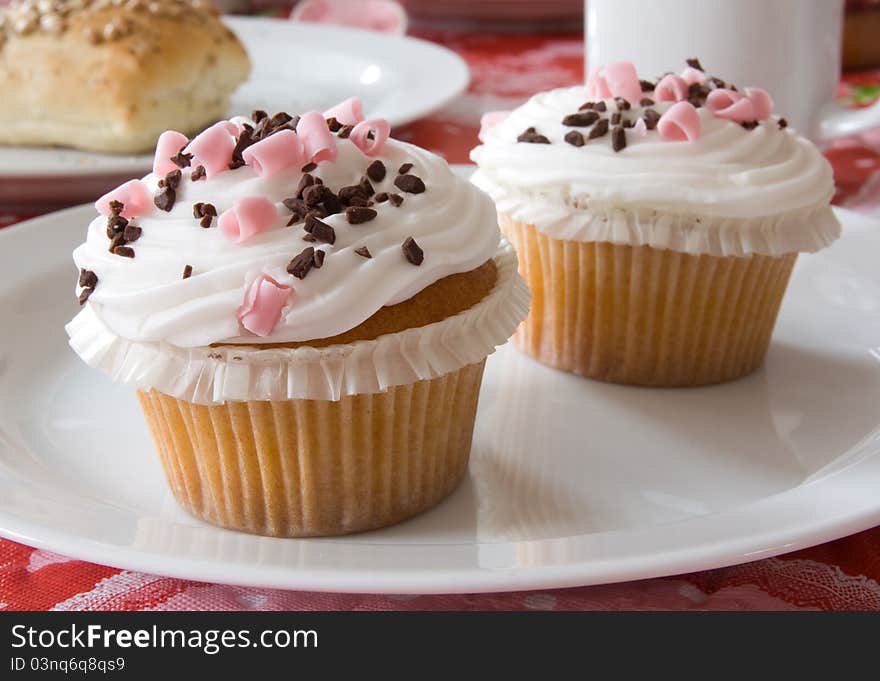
[470,86,840,257]
[73,136,501,348]
[66,241,530,403]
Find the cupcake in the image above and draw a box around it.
[471,59,841,387]
[67,102,529,537]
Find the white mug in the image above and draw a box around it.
[585,0,880,141]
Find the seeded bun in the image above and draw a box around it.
[0,0,250,153]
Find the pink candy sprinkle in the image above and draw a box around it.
[478,110,510,142]
[604,61,642,105]
[585,66,613,99]
[323,97,364,125]
[153,131,189,177]
[744,87,774,120]
[654,74,689,102]
[238,274,291,337]
[658,101,701,142]
[218,197,278,243]
[349,118,391,157]
[242,130,307,178]
[95,180,152,218]
[185,122,237,179]
[705,89,755,122]
[296,111,339,164]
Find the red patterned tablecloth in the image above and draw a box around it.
[2,30,880,611]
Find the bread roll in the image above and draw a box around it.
[0,0,251,153]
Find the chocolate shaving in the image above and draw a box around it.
[200,216,213,228]
[354,246,372,259]
[154,186,176,212]
[398,162,413,175]
[106,214,127,238]
[388,193,403,207]
[611,125,626,152]
[325,116,342,132]
[78,287,94,305]
[643,109,660,130]
[615,97,631,111]
[338,184,368,206]
[171,149,192,169]
[337,125,353,139]
[165,169,182,189]
[268,112,293,130]
[287,246,316,279]
[109,200,124,216]
[640,97,654,107]
[562,111,599,127]
[229,128,254,170]
[394,174,425,194]
[588,118,609,139]
[359,176,375,197]
[611,112,622,125]
[367,160,386,182]
[112,245,135,258]
[295,173,315,199]
[778,118,788,129]
[108,233,126,252]
[313,249,325,268]
[686,57,704,71]
[302,184,328,207]
[346,206,377,224]
[578,101,596,110]
[517,127,551,144]
[687,82,710,107]
[304,215,336,244]
[283,198,310,221]
[708,77,726,90]
[251,109,268,123]
[374,192,389,203]
[564,131,585,147]
[123,223,142,243]
[594,101,607,112]
[639,79,656,92]
[301,162,317,173]
[302,233,316,241]
[401,237,423,266]
[79,269,98,289]
[191,165,206,181]
[741,120,759,130]
[182,265,193,279]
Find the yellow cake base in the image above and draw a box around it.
[501,214,797,387]
[137,360,486,537]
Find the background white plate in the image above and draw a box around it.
[0,17,469,208]
[0,207,878,594]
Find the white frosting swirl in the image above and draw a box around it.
[470,86,840,257]
[73,135,500,348]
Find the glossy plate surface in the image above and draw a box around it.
[0,207,878,594]
[0,17,469,206]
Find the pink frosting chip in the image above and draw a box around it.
[654,74,689,102]
[323,97,364,125]
[153,131,189,177]
[238,274,291,337]
[218,197,278,243]
[478,110,510,142]
[604,61,642,105]
[242,130,306,178]
[744,87,774,120]
[680,67,705,85]
[185,122,237,179]
[95,180,152,218]
[658,101,701,142]
[585,66,612,99]
[296,111,339,164]
[350,118,390,157]
[706,88,755,122]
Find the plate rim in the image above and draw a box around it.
[0,206,878,595]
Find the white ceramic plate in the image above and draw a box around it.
[0,17,469,208]
[0,206,878,594]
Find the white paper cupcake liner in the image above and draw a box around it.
[471,170,841,258]
[66,240,530,404]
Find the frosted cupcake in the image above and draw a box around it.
[471,60,840,387]
[67,101,529,537]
